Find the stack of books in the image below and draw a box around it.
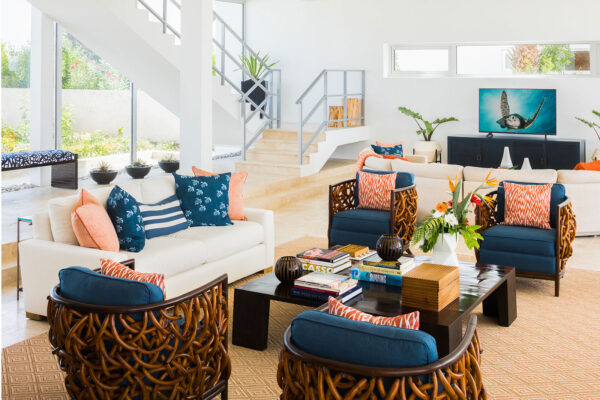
[351,256,417,287]
[297,247,351,273]
[291,272,362,302]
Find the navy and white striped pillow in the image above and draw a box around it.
[139,195,190,239]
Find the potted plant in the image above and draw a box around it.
[90,161,118,185]
[411,172,497,266]
[158,154,180,173]
[126,158,151,179]
[239,52,278,117]
[398,106,458,163]
[576,110,600,161]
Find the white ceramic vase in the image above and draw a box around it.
[413,140,442,163]
[431,233,459,267]
[521,157,532,170]
[499,146,513,169]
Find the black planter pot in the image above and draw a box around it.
[241,79,267,118]
[376,234,405,261]
[158,161,180,173]
[126,165,151,179]
[90,170,118,185]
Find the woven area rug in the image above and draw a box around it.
[3,236,600,399]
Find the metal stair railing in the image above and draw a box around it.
[136,0,181,38]
[295,69,365,164]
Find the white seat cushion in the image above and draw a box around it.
[168,220,265,263]
[121,236,207,277]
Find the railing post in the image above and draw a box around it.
[343,70,348,128]
[277,70,281,128]
[162,0,167,34]
[220,22,225,85]
[241,100,247,160]
[361,70,365,126]
[298,105,303,165]
[268,71,274,129]
[323,71,328,129]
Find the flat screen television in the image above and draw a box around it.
[479,88,556,135]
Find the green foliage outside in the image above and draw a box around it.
[538,45,573,74]
[1,42,30,88]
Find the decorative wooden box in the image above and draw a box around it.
[401,263,460,311]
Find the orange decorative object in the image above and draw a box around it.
[71,189,119,251]
[328,297,419,329]
[192,167,248,221]
[375,141,404,148]
[502,182,553,230]
[573,160,600,171]
[101,258,166,297]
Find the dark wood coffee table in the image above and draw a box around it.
[232,258,516,356]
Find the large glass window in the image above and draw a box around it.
[393,47,450,74]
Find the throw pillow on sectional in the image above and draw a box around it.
[371,143,404,157]
[106,186,146,252]
[173,172,233,227]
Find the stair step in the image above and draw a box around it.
[235,161,302,177]
[246,150,310,165]
[253,139,320,153]
[262,129,326,141]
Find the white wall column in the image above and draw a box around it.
[29,9,55,186]
[179,0,213,172]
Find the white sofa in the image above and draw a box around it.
[360,150,600,236]
[20,175,274,318]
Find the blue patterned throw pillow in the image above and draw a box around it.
[106,186,146,252]
[371,144,403,157]
[173,173,232,227]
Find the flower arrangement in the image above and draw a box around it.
[412,172,498,252]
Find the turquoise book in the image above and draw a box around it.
[350,267,403,287]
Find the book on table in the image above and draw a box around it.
[360,257,416,276]
[351,267,403,287]
[300,260,351,273]
[296,248,350,263]
[290,285,362,303]
[335,244,370,258]
[294,271,356,292]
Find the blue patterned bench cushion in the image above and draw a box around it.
[1,150,77,171]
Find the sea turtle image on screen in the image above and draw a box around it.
[496,90,545,130]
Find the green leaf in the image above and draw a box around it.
[432,117,459,124]
[398,106,423,121]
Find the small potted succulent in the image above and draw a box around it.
[126,158,151,179]
[158,154,180,173]
[90,161,118,185]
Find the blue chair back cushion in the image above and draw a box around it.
[496,181,566,228]
[106,186,146,252]
[59,266,164,306]
[291,310,438,368]
[354,169,415,207]
[173,172,232,227]
[371,144,403,157]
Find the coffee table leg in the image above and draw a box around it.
[483,269,517,327]
[423,319,462,358]
[232,290,270,350]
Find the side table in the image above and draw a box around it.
[17,216,32,300]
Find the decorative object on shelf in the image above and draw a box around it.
[158,154,179,173]
[125,158,151,179]
[90,161,118,185]
[499,146,513,169]
[576,110,600,161]
[239,52,278,116]
[412,172,498,262]
[398,106,458,163]
[376,234,404,261]
[274,256,303,284]
[521,157,532,170]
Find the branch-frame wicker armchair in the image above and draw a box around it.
[475,186,576,297]
[277,314,486,400]
[328,177,418,250]
[47,274,231,400]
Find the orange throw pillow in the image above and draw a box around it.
[71,189,119,251]
[328,297,419,330]
[573,160,600,171]
[357,170,397,210]
[192,167,248,221]
[502,182,552,229]
[101,258,166,298]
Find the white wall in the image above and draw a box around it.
[246,0,600,161]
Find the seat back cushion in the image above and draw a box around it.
[354,169,415,206]
[59,266,164,306]
[497,181,566,228]
[71,189,119,252]
[291,310,437,368]
[356,170,398,210]
[173,173,233,227]
[106,186,146,252]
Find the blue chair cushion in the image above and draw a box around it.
[480,225,556,257]
[59,266,164,306]
[371,144,403,157]
[355,169,415,206]
[291,310,438,368]
[332,208,390,234]
[173,172,232,227]
[106,186,146,252]
[479,249,556,274]
[496,181,566,228]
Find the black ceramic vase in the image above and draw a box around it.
[376,234,404,261]
[274,256,303,284]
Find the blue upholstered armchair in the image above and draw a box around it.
[277,310,485,399]
[328,170,418,250]
[475,181,577,297]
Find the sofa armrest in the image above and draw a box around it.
[556,198,576,275]
[19,239,127,317]
[390,185,418,248]
[404,154,428,164]
[244,208,275,267]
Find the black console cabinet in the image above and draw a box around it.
[447,135,585,170]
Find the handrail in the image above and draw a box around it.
[296,69,365,164]
[137,0,181,38]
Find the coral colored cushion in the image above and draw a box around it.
[192,167,248,221]
[356,170,397,210]
[71,189,119,252]
[573,160,600,171]
[502,182,552,229]
[328,297,419,330]
[101,258,166,298]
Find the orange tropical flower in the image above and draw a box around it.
[448,174,458,192]
[484,170,498,186]
[435,202,448,213]
[483,195,496,205]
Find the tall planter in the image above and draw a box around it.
[241,79,267,118]
[413,140,442,163]
[430,233,459,267]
